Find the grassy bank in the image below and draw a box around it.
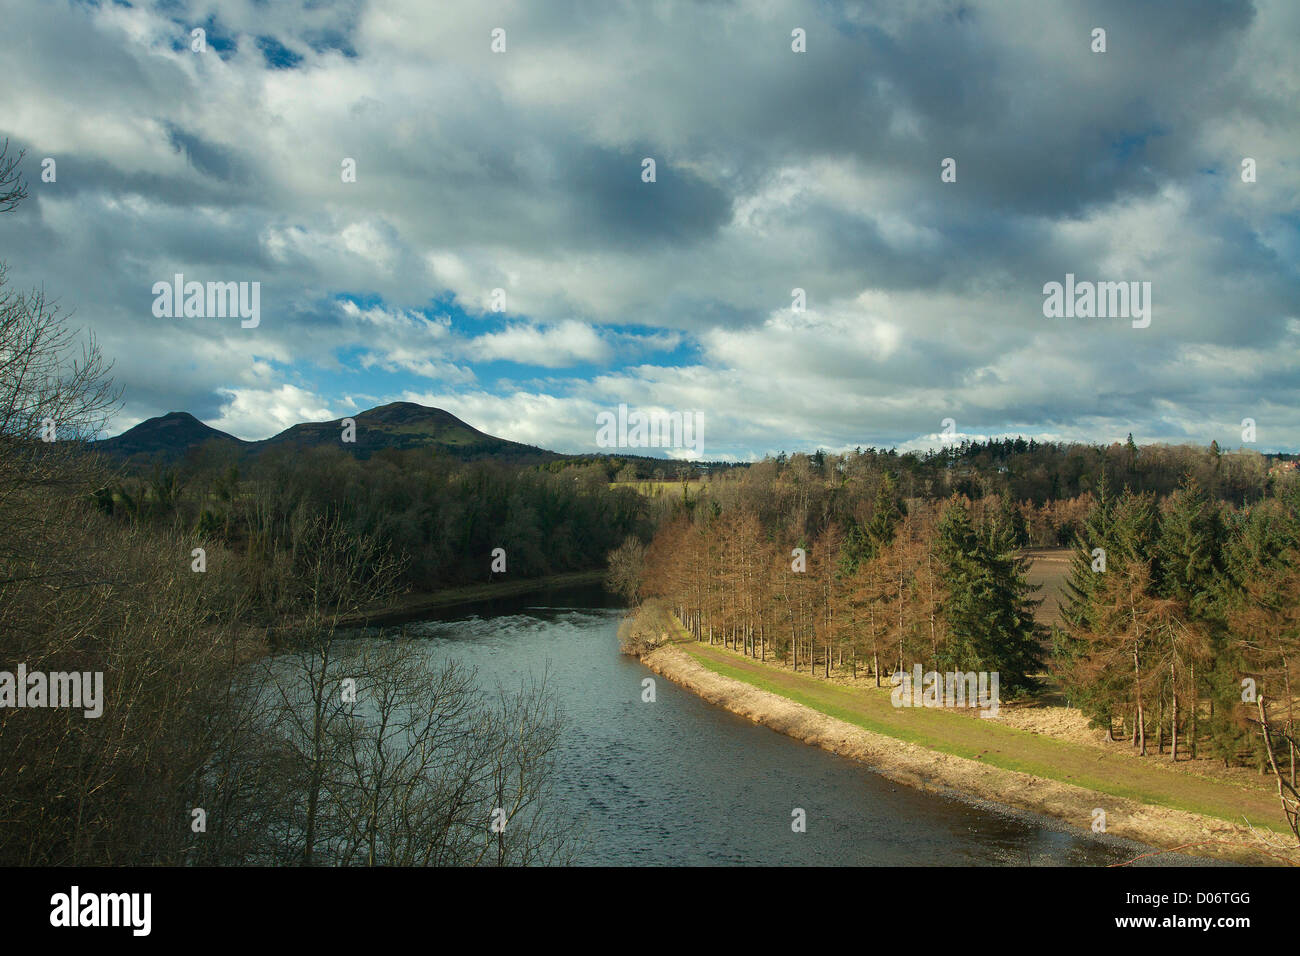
[646,617,1297,865]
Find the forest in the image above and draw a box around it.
[99,440,656,618]
[628,451,1300,829]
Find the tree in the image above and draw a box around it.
[268,638,571,866]
[865,472,904,552]
[606,535,647,605]
[1155,475,1221,614]
[0,139,26,213]
[935,497,1043,695]
[1079,557,1206,757]
[1222,494,1300,779]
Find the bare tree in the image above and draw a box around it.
[0,139,27,214]
[605,535,647,606]
[264,636,575,866]
[1257,696,1300,846]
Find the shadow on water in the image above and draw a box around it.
[386,583,1229,867]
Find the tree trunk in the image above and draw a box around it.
[1133,645,1147,757]
[1170,656,1178,762]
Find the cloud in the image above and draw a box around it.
[0,0,1295,454]
[209,384,338,439]
[465,320,612,367]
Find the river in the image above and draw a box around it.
[393,583,1220,866]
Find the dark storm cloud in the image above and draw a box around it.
[163,123,251,183]
[565,145,732,249]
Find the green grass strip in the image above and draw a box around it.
[672,637,1283,831]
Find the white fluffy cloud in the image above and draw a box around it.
[210,384,338,439]
[0,0,1295,455]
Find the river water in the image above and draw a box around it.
[396,584,1219,866]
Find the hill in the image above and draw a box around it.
[96,402,559,466]
[96,412,247,463]
[257,402,558,463]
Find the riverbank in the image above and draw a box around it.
[254,569,609,647]
[339,569,607,628]
[640,624,1298,866]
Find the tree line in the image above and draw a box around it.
[1055,472,1300,775]
[639,482,1046,695]
[94,436,658,627]
[705,435,1279,513]
[631,458,1299,834]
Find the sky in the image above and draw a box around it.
[1,0,1297,460]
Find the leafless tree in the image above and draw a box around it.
[0,140,26,214]
[1257,696,1300,846]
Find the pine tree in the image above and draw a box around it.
[1053,471,1118,710]
[1080,558,1188,756]
[1059,467,1115,635]
[1154,475,1221,616]
[865,472,903,553]
[936,497,1043,695]
[1218,494,1300,773]
[1056,488,1191,750]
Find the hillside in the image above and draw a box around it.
[96,402,559,466]
[257,402,558,462]
[96,411,247,463]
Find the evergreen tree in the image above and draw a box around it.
[985,492,1028,550]
[1054,486,1158,724]
[1058,466,1115,644]
[1154,475,1221,616]
[865,472,904,554]
[1212,496,1300,769]
[936,498,1043,695]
